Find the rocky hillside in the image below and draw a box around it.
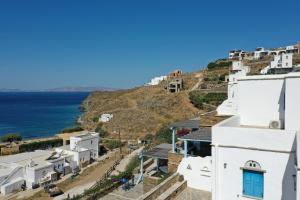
[80,73,203,139]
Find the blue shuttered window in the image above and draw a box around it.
[243,170,264,199]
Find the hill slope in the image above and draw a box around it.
[81,73,201,139]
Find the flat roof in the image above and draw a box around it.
[169,119,200,129]
[0,150,53,169]
[144,143,172,160]
[238,72,300,81]
[179,128,211,142]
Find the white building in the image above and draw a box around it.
[55,132,99,167]
[212,73,300,200]
[0,132,99,195]
[217,61,249,116]
[254,47,269,59]
[261,53,293,74]
[0,150,59,195]
[145,76,167,86]
[99,114,113,123]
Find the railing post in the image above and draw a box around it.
[172,128,176,153]
[184,140,188,158]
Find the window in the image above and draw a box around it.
[242,161,264,199]
[243,170,264,199]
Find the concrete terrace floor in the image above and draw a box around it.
[100,182,144,200]
[175,187,212,200]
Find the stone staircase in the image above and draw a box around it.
[139,173,187,200]
[156,180,187,200]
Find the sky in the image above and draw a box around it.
[0,0,300,90]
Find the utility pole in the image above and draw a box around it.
[118,128,122,156]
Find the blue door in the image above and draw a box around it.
[243,170,264,198]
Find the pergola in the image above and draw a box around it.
[168,119,200,153]
[178,128,211,158]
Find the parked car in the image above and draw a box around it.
[49,187,64,197]
[44,184,56,193]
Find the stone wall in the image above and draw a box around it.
[143,175,161,193]
[140,173,179,200]
[168,152,183,173]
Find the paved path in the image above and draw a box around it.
[111,147,143,175]
[101,182,144,200]
[175,187,211,200]
[54,150,118,200]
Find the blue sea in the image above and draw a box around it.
[0,92,89,139]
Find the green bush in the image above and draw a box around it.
[155,126,173,144]
[0,133,22,143]
[189,91,227,109]
[95,124,109,138]
[61,126,83,133]
[207,60,232,70]
[106,140,122,150]
[19,139,63,152]
[189,91,205,109]
[143,133,154,142]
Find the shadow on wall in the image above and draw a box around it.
[278,81,286,128]
[281,139,296,199]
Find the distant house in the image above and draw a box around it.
[254,47,269,59]
[145,76,167,86]
[167,78,183,93]
[168,69,182,78]
[99,114,113,123]
[261,53,293,74]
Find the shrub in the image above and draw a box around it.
[61,126,83,133]
[189,91,205,109]
[189,91,227,108]
[93,117,99,123]
[19,139,63,152]
[95,124,109,138]
[0,133,22,143]
[143,133,154,142]
[106,140,122,150]
[155,126,173,144]
[207,60,232,70]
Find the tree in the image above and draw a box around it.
[143,133,154,142]
[95,124,109,138]
[0,133,22,143]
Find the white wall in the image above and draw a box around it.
[285,76,300,131]
[212,146,296,200]
[25,164,54,187]
[177,156,212,192]
[50,158,65,173]
[70,133,99,159]
[0,178,24,195]
[238,77,285,127]
[212,123,297,200]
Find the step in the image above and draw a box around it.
[156,180,187,200]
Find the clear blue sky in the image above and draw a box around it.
[0,0,299,90]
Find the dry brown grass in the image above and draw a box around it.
[81,73,201,139]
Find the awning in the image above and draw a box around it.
[169,119,200,129]
[144,143,172,160]
[178,128,211,142]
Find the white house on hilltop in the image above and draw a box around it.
[217,61,249,116]
[261,53,293,74]
[212,73,300,200]
[145,76,167,86]
[99,114,114,123]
